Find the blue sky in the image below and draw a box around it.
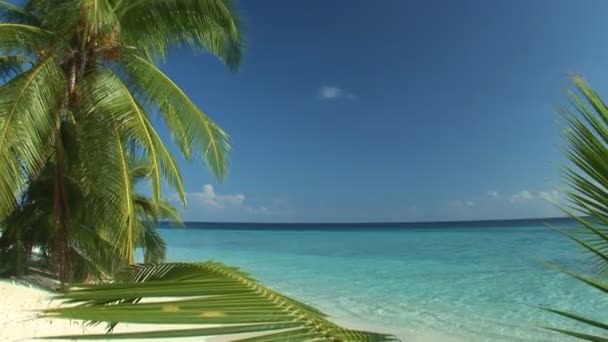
[155,0,608,223]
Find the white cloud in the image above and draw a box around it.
[510,190,534,202]
[452,189,562,210]
[246,205,271,215]
[442,189,565,220]
[319,86,356,100]
[186,184,245,209]
[179,184,274,217]
[538,190,561,203]
[449,200,475,208]
[450,188,562,212]
[504,189,562,205]
[202,198,223,208]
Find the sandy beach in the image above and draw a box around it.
[0,279,214,342]
[0,279,105,341]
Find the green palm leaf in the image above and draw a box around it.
[109,128,139,265]
[42,262,398,341]
[0,54,30,82]
[82,0,118,35]
[0,1,37,24]
[140,224,167,264]
[116,0,242,67]
[82,69,185,203]
[121,53,231,181]
[0,23,61,54]
[543,76,608,340]
[0,55,63,217]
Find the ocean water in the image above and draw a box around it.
[156,219,608,342]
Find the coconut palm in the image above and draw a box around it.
[0,151,180,281]
[543,76,608,340]
[0,0,240,284]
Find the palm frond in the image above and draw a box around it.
[26,0,82,36]
[116,0,243,68]
[140,224,166,263]
[0,55,30,83]
[62,113,170,275]
[560,77,608,274]
[81,69,185,204]
[134,195,181,223]
[128,157,151,182]
[81,0,118,36]
[0,23,61,55]
[121,53,231,182]
[0,1,38,24]
[109,127,139,265]
[542,308,608,331]
[153,199,181,222]
[543,76,608,340]
[0,55,64,218]
[43,262,398,341]
[542,328,608,342]
[134,195,178,264]
[70,222,117,281]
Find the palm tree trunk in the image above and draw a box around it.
[52,141,72,288]
[51,50,82,287]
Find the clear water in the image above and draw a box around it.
[156,222,608,342]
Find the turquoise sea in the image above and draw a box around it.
[156,219,608,342]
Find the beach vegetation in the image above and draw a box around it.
[0,0,237,284]
[544,76,608,340]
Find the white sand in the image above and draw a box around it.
[0,279,214,342]
[0,279,107,341]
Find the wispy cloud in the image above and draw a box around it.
[319,86,356,100]
[510,190,534,202]
[487,191,500,199]
[449,200,475,208]
[508,189,561,203]
[186,184,245,209]
[486,189,561,204]
[180,184,273,216]
[538,190,560,203]
[246,205,271,215]
[443,188,564,220]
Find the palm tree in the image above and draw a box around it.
[0,153,180,281]
[0,0,240,284]
[542,76,608,340]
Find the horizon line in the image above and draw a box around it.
[160,215,575,226]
